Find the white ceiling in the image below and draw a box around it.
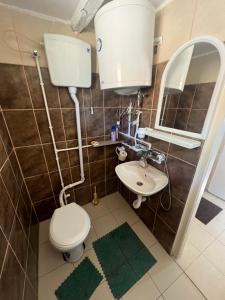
[0,0,80,21]
[0,0,168,22]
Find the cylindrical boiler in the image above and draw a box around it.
[94,0,155,95]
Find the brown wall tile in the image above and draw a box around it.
[35,109,65,143]
[0,64,31,109]
[0,228,8,273]
[104,90,121,107]
[1,159,20,207]
[62,108,86,140]
[167,156,196,202]
[85,108,104,138]
[0,247,25,299]
[90,160,105,184]
[4,110,40,147]
[157,193,184,233]
[0,175,16,239]
[26,173,53,203]
[34,198,57,221]
[25,66,60,109]
[9,214,28,271]
[16,145,47,177]
[0,112,13,155]
[153,217,176,253]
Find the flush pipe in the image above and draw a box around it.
[58,87,85,204]
[33,50,67,207]
[33,50,85,207]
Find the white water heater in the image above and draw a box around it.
[94,0,155,95]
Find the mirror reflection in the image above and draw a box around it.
[160,42,220,134]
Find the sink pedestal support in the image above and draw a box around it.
[133,195,147,209]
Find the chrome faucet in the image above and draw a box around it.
[138,149,166,167]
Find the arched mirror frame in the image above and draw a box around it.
[155,36,225,140]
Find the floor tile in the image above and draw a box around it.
[90,281,114,300]
[215,210,225,225]
[123,275,160,300]
[203,240,225,275]
[131,221,157,249]
[163,273,205,300]
[39,241,65,277]
[92,213,118,238]
[217,230,225,245]
[39,219,50,244]
[112,205,139,226]
[102,192,129,212]
[175,241,200,270]
[187,221,214,252]
[194,218,225,238]
[148,243,183,293]
[38,263,74,300]
[83,201,110,221]
[186,255,225,300]
[84,226,97,251]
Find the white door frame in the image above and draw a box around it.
[172,86,225,257]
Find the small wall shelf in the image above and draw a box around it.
[145,128,201,149]
[91,140,122,147]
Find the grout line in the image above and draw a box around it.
[0,148,13,173]
[0,226,10,279]
[167,152,197,167]
[1,100,39,221]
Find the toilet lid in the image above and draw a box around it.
[50,203,90,247]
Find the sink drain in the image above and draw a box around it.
[136,181,143,186]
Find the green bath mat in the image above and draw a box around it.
[55,257,103,300]
[93,222,157,299]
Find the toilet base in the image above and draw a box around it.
[63,243,85,263]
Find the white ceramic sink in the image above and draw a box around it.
[115,160,168,197]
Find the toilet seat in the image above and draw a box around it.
[49,203,91,251]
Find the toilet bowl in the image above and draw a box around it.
[49,202,91,263]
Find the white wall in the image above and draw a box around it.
[207,138,225,201]
[0,6,98,71]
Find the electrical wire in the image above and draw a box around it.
[159,161,172,211]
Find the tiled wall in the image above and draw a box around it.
[162,82,215,133]
[0,109,39,299]
[119,62,203,253]
[0,60,204,257]
[0,63,120,221]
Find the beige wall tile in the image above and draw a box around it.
[0,6,22,65]
[11,11,53,67]
[191,0,225,40]
[154,0,196,63]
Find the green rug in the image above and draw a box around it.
[55,257,103,300]
[93,222,157,299]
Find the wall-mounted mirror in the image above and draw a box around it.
[155,37,225,140]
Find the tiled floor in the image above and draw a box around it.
[38,192,207,300]
[177,191,225,300]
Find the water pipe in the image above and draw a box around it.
[59,87,85,204]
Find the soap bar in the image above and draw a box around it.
[91,141,99,147]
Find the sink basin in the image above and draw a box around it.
[115,161,168,197]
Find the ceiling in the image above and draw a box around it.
[0,0,168,22]
[0,0,79,20]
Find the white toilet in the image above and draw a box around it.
[49,202,91,263]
